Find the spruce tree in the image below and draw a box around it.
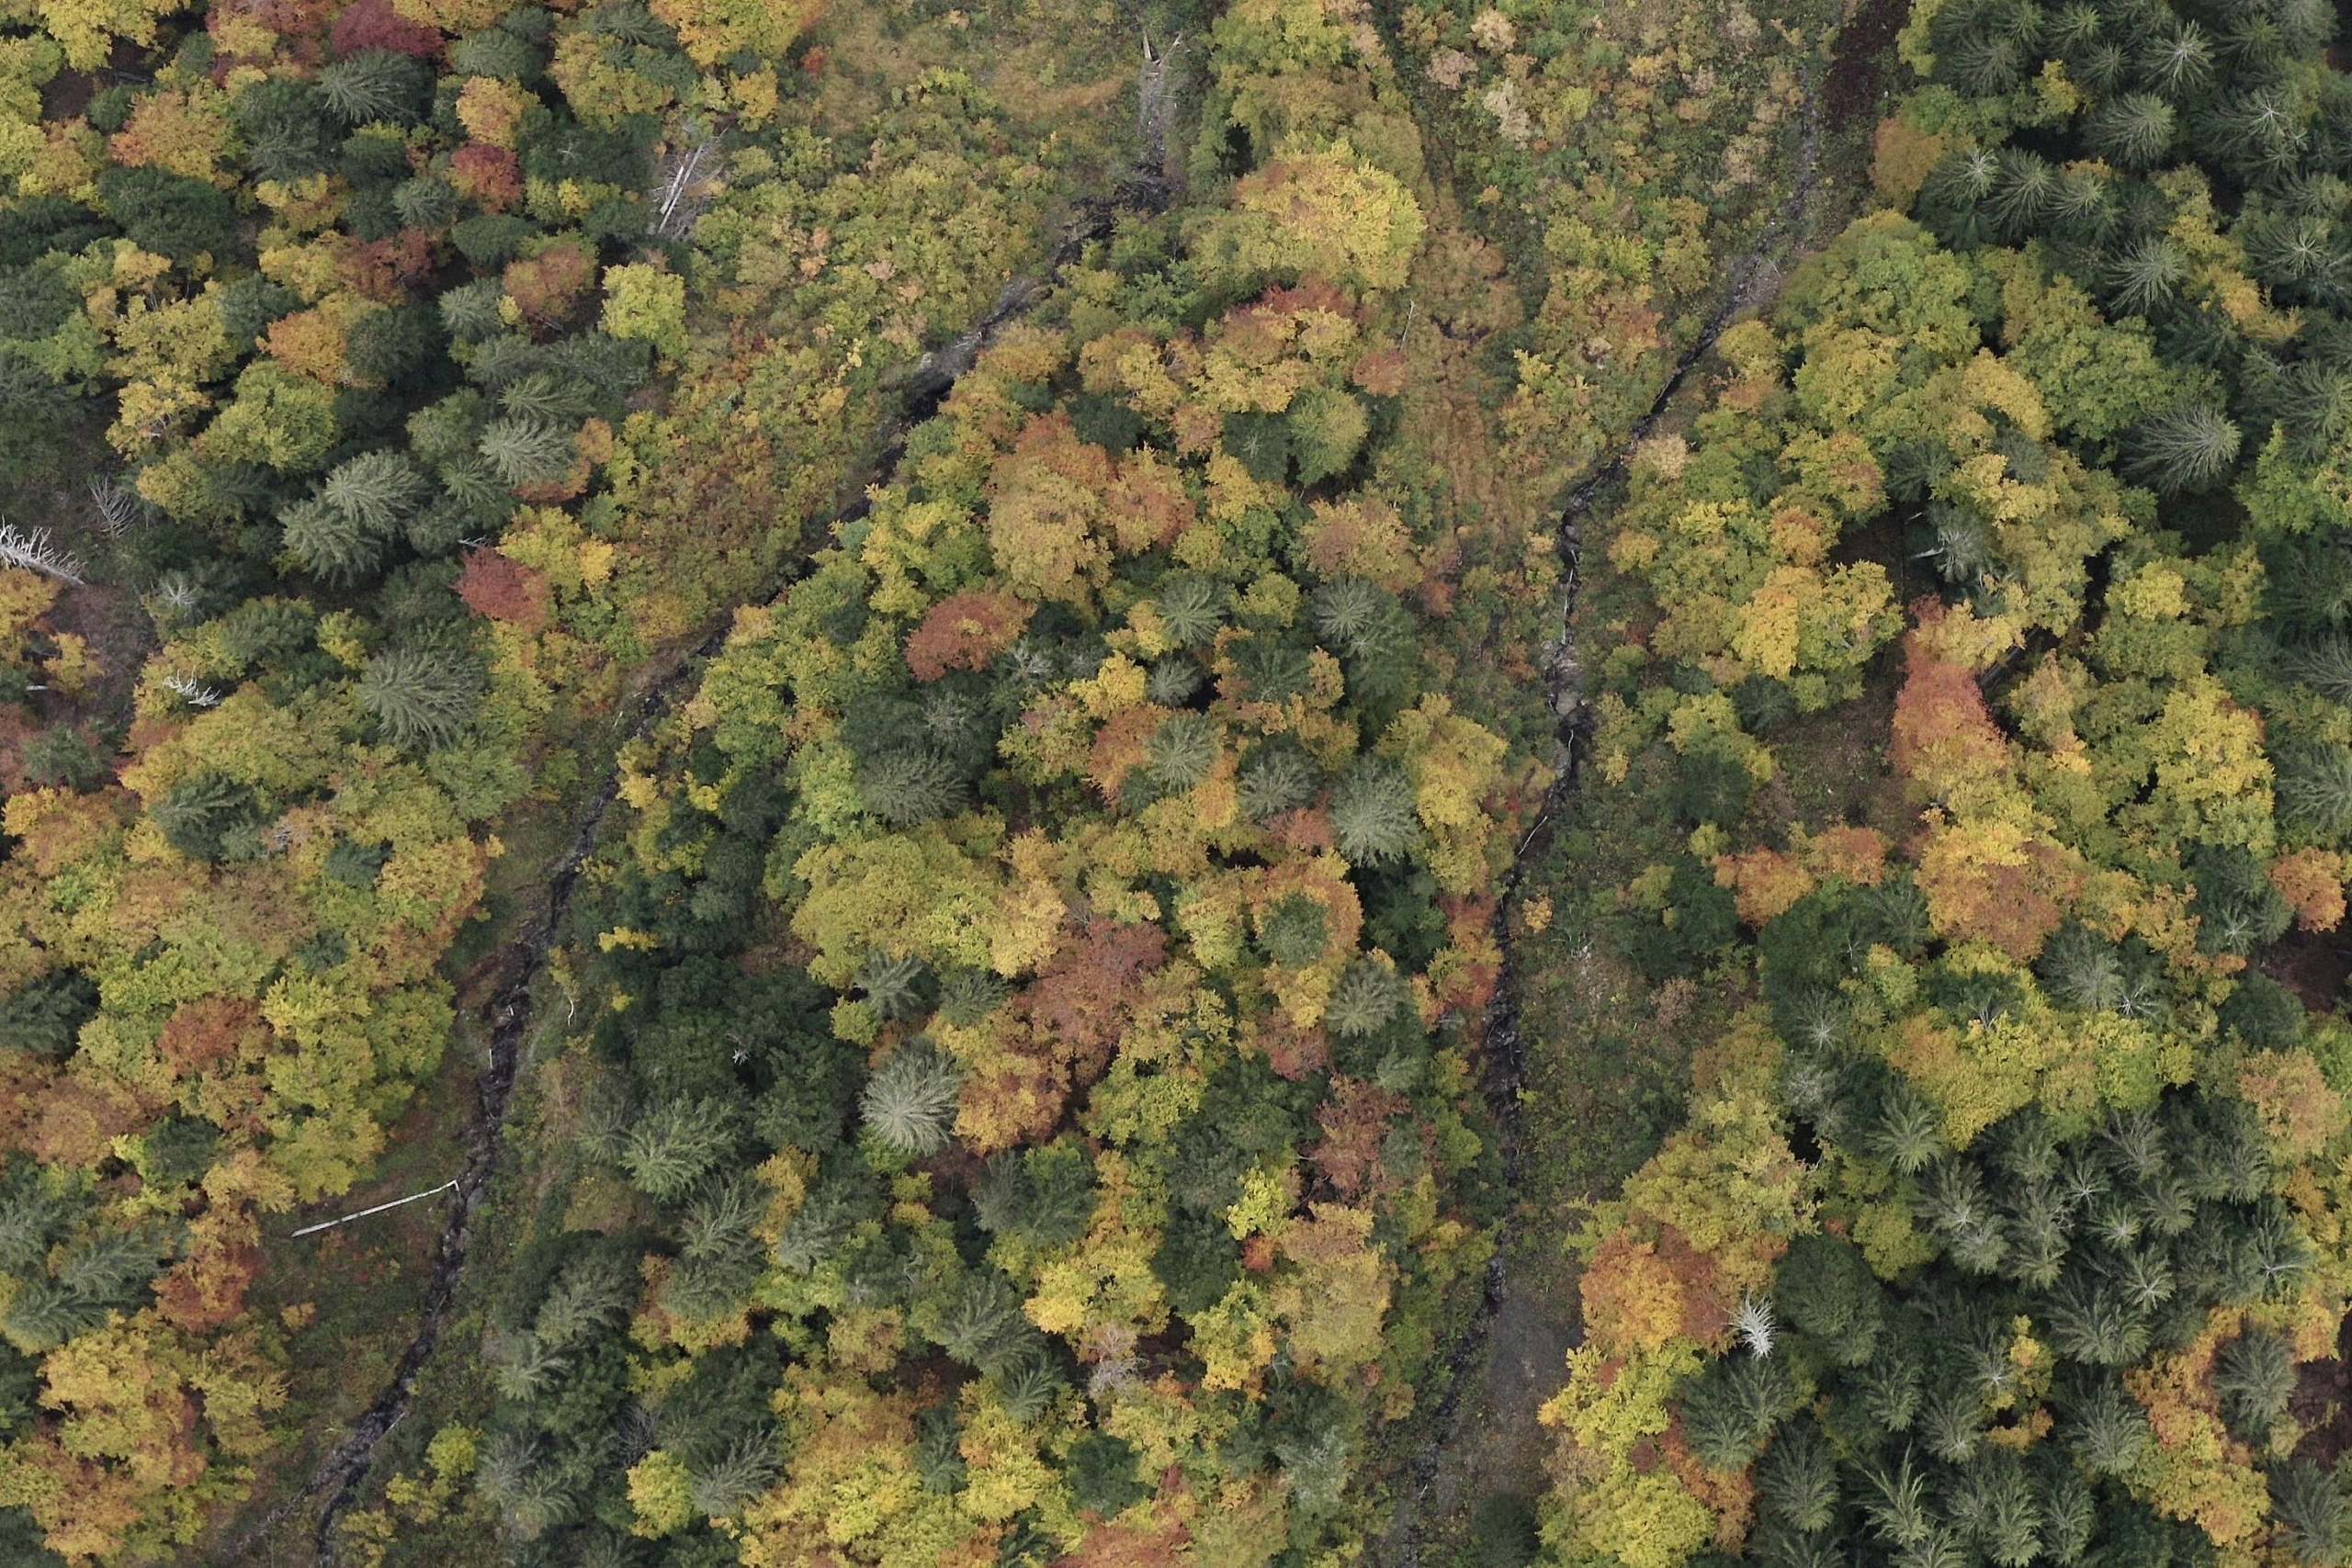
[2213,1328,2296,1442]
[860,1038,961,1156]
[478,415,575,486]
[358,643,482,751]
[279,496,382,585]
[315,49,432,125]
[856,950,933,1021]
[1238,741,1319,820]
[1326,958,1408,1038]
[2276,739,2352,839]
[2086,94,2178,169]
[1330,757,1422,865]
[1154,575,1226,648]
[1145,711,1217,795]
[2124,404,2243,492]
[855,748,967,825]
[616,1098,735,1199]
[1256,892,1330,967]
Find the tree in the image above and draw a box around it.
[1330,757,1420,865]
[2124,405,2242,493]
[617,1099,738,1199]
[358,643,483,750]
[96,167,234,264]
[315,49,433,126]
[2213,1329,2296,1443]
[151,767,265,861]
[860,1038,961,1156]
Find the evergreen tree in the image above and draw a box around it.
[1257,892,1330,967]
[856,950,933,1021]
[1326,959,1408,1038]
[2086,94,2178,169]
[689,1440,778,1519]
[2124,405,2243,493]
[321,449,429,533]
[152,768,266,862]
[617,1098,736,1200]
[936,966,1010,1027]
[1777,1233,1885,1364]
[1154,575,1226,648]
[860,1038,961,1156]
[280,496,383,584]
[2272,1460,2350,1567]
[2213,1328,2296,1442]
[1145,711,1217,795]
[358,642,483,750]
[1330,757,1421,865]
[0,971,98,1060]
[854,748,967,825]
[315,49,433,125]
[1238,740,1320,820]
[478,415,575,486]
[2278,740,2352,840]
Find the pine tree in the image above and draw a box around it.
[1331,758,1422,865]
[2124,405,2242,492]
[359,643,482,750]
[860,1038,961,1156]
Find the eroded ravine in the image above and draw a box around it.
[1374,23,1837,1558]
[209,189,1150,1568]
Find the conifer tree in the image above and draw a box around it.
[1331,757,1421,865]
[358,643,483,751]
[860,1038,961,1156]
